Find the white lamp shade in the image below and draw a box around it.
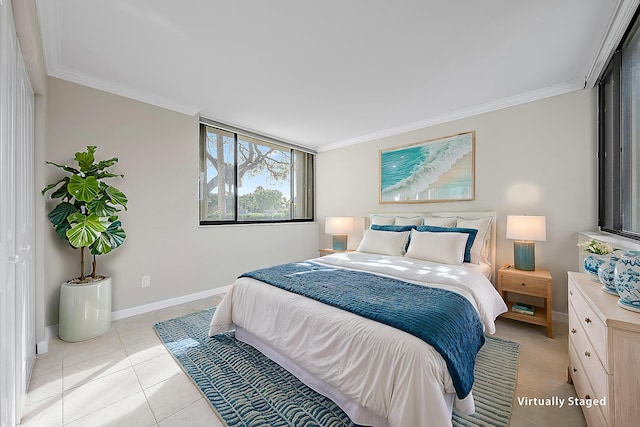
[325,216,354,234]
[506,215,546,241]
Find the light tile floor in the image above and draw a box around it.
[20,297,586,427]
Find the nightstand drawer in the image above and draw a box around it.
[499,274,549,297]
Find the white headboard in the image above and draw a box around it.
[368,211,498,282]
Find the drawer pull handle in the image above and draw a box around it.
[584,351,591,357]
[585,317,592,324]
[571,328,577,334]
[521,283,526,286]
[573,367,578,373]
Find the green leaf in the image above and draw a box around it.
[89,221,126,255]
[68,175,99,202]
[66,213,107,248]
[87,197,117,217]
[106,185,128,209]
[75,146,96,172]
[50,180,71,200]
[48,202,77,226]
[44,161,80,176]
[41,177,69,197]
[94,171,123,180]
[89,234,112,255]
[54,221,72,241]
[90,157,119,175]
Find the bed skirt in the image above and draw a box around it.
[235,326,455,427]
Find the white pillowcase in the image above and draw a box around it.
[394,216,424,226]
[370,215,396,226]
[356,229,410,256]
[405,230,467,265]
[456,216,492,264]
[423,216,457,227]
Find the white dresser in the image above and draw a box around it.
[568,272,640,426]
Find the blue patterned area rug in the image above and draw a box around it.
[154,308,519,427]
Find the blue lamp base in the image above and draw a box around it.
[332,234,348,251]
[514,241,536,271]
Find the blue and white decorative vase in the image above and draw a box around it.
[584,254,608,282]
[614,250,640,312]
[598,252,621,295]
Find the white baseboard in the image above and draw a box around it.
[111,285,232,321]
[38,285,232,354]
[553,310,568,323]
[37,326,57,354]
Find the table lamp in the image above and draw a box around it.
[506,215,546,271]
[325,217,354,251]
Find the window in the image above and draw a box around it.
[199,121,314,224]
[599,10,640,240]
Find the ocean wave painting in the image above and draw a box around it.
[380,131,474,202]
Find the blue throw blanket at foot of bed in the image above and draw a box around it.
[240,261,485,399]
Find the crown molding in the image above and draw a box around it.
[584,0,640,88]
[35,0,61,75]
[49,65,199,116]
[35,0,198,116]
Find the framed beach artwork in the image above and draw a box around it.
[379,131,475,203]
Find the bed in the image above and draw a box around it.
[209,212,508,427]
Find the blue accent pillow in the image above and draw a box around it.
[371,225,417,232]
[371,224,417,252]
[416,225,478,263]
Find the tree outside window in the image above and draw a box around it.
[199,124,313,224]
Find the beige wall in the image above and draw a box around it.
[316,89,598,315]
[43,77,319,327]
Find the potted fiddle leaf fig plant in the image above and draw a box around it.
[42,146,128,341]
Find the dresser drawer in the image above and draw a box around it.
[569,341,609,427]
[499,274,548,297]
[568,279,609,371]
[569,307,610,404]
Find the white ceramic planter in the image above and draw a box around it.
[59,276,112,342]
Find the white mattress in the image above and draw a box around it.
[209,252,507,427]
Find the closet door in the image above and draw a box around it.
[0,0,35,425]
[0,0,18,425]
[15,41,35,420]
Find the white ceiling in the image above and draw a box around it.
[35,0,632,151]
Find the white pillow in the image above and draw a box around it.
[370,215,396,226]
[356,229,410,256]
[405,230,467,265]
[423,216,457,227]
[395,216,424,226]
[456,216,492,264]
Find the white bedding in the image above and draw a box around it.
[209,252,507,427]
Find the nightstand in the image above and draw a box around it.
[497,264,553,337]
[319,249,354,257]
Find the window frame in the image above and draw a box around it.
[598,7,640,241]
[198,119,315,226]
